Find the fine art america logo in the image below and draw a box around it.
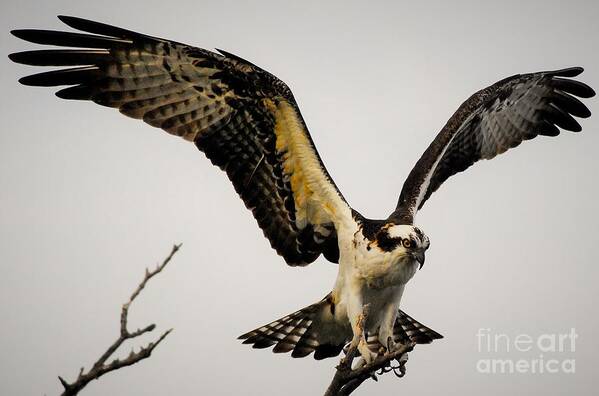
[476,328,577,374]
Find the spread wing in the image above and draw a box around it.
[10,16,354,266]
[390,68,595,224]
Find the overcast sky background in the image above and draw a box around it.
[1,1,598,395]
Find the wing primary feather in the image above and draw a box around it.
[536,120,561,137]
[8,49,110,66]
[545,103,582,132]
[10,29,131,48]
[544,67,584,77]
[551,77,596,98]
[550,91,592,118]
[55,85,93,100]
[58,15,143,39]
[56,15,182,44]
[18,66,100,87]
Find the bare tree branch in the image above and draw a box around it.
[324,305,415,396]
[58,244,181,396]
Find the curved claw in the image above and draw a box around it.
[386,336,396,353]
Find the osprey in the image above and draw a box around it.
[10,16,594,363]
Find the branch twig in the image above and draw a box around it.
[324,305,415,396]
[58,244,181,396]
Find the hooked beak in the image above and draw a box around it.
[413,250,425,269]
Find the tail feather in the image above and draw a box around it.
[239,301,322,353]
[273,317,313,353]
[367,310,444,352]
[239,297,345,360]
[240,297,443,360]
[394,310,443,344]
[312,342,345,360]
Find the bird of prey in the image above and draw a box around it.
[10,16,594,363]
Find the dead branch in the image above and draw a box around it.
[58,244,181,396]
[324,305,415,396]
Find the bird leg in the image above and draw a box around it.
[347,304,376,365]
[377,300,400,354]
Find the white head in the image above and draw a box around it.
[378,224,430,268]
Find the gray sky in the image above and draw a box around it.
[2,0,598,395]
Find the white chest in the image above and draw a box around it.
[338,229,419,290]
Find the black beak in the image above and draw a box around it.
[413,251,425,269]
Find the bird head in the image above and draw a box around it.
[376,224,430,268]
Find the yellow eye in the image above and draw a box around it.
[402,239,412,249]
